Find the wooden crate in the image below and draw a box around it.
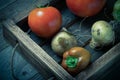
[2,0,120,80]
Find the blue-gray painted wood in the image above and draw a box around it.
[0,0,62,80]
[0,23,9,51]
[0,46,12,80]
[0,39,46,80]
[0,44,45,80]
[0,0,16,10]
[0,0,61,22]
[3,19,74,80]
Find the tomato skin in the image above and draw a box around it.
[61,47,91,74]
[28,7,62,38]
[66,0,106,17]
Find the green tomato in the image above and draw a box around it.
[113,0,120,21]
[51,31,77,56]
[90,20,115,49]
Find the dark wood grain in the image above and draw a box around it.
[0,23,9,51]
[0,0,16,10]
[0,0,62,22]
[0,45,45,80]
[76,42,120,80]
[3,19,75,80]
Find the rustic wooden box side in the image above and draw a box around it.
[76,42,120,80]
[3,19,75,80]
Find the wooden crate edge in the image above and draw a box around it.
[76,42,120,80]
[2,19,75,80]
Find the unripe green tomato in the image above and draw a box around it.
[113,0,120,21]
[51,31,77,56]
[90,20,115,49]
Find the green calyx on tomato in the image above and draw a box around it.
[66,56,78,68]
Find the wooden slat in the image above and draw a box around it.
[2,20,51,79]
[0,46,13,80]
[0,0,62,23]
[76,42,120,80]
[0,0,16,10]
[94,57,120,80]
[3,19,75,80]
[0,23,10,51]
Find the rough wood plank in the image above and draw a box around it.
[67,20,91,46]
[41,42,62,63]
[60,6,77,28]
[3,19,75,80]
[12,47,44,80]
[0,0,62,23]
[76,42,120,80]
[94,58,120,80]
[85,45,105,63]
[2,20,53,79]
[0,46,13,80]
[0,23,10,51]
[88,55,120,80]
[0,45,43,80]
[0,0,16,10]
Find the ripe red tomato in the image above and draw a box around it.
[66,0,106,17]
[28,7,62,38]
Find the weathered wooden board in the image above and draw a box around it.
[76,42,120,80]
[12,48,44,80]
[0,45,45,80]
[95,57,120,80]
[0,0,16,10]
[0,46,13,80]
[0,23,9,51]
[0,0,62,22]
[3,19,75,80]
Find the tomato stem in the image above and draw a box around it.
[66,56,78,68]
[36,3,50,8]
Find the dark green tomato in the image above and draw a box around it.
[113,0,120,21]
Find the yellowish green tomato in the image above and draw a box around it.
[51,31,77,56]
[90,20,115,49]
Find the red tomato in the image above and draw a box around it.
[66,0,106,17]
[28,7,62,38]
